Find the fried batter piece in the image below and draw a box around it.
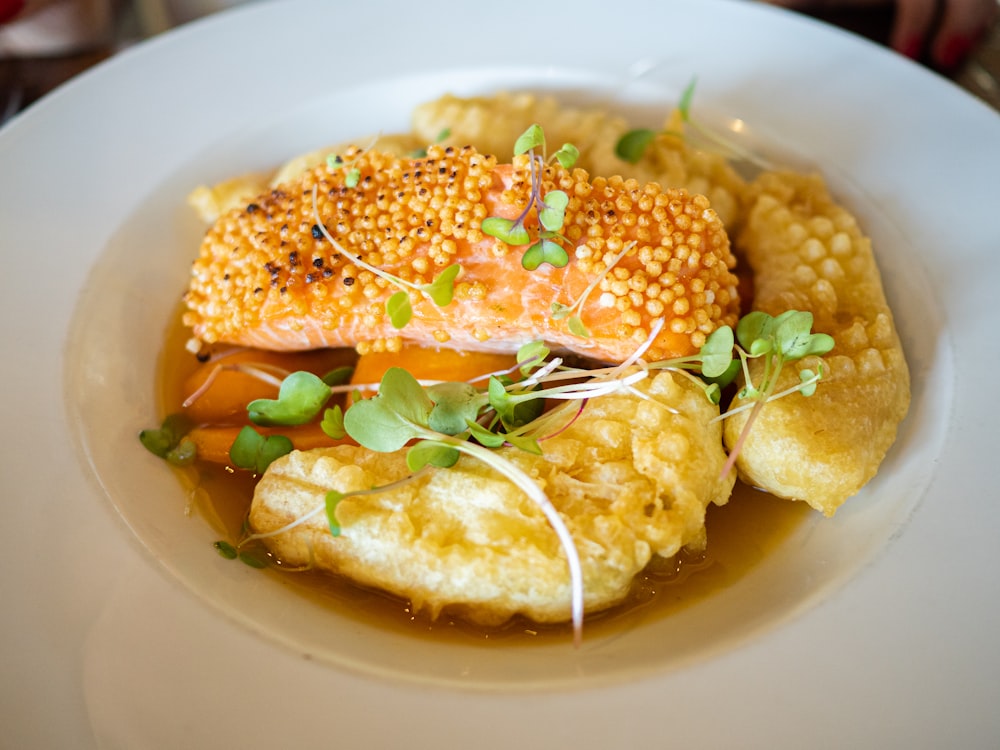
[724,172,910,515]
[249,370,734,625]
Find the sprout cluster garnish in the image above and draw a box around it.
[140,306,833,643]
[480,124,580,271]
[715,310,835,477]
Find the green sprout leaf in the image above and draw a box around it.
[550,301,571,320]
[481,216,531,246]
[345,168,361,188]
[703,382,722,405]
[521,239,568,270]
[139,413,193,460]
[487,376,544,430]
[166,438,197,466]
[678,77,697,121]
[553,143,579,169]
[238,550,269,568]
[538,190,569,232]
[466,420,507,448]
[409,127,452,158]
[513,124,545,155]
[325,490,345,537]
[213,540,238,560]
[321,405,347,440]
[343,367,433,452]
[229,426,294,474]
[798,369,819,397]
[406,440,461,472]
[567,316,590,338]
[516,340,550,375]
[736,310,772,351]
[421,263,461,306]
[503,433,543,455]
[248,371,332,426]
[322,366,354,386]
[386,290,413,329]
[426,381,486,435]
[614,128,657,164]
[699,325,735,379]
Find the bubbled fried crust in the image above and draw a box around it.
[183,144,740,363]
[725,172,911,516]
[248,370,733,625]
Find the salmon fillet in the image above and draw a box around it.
[183,144,741,363]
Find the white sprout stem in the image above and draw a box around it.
[182,362,289,408]
[236,364,288,389]
[523,368,648,400]
[711,368,823,423]
[310,185,423,297]
[615,317,665,372]
[515,356,565,390]
[425,430,585,647]
[558,240,637,317]
[242,502,327,544]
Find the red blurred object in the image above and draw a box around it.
[0,0,26,25]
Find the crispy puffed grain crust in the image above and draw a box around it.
[249,370,733,625]
[182,144,740,363]
[411,92,747,229]
[725,172,910,515]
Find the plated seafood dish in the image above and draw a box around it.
[142,89,911,642]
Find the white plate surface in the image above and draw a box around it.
[2,0,999,747]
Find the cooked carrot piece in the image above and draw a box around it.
[350,345,518,390]
[188,422,354,465]
[182,348,356,424]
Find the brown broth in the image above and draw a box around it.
[157,311,810,645]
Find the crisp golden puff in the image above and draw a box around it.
[724,171,910,516]
[249,370,734,625]
[183,144,741,364]
[411,92,747,229]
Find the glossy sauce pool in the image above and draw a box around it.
[158,313,811,645]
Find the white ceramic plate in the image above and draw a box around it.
[3,0,999,746]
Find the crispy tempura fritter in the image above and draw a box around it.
[249,370,734,625]
[725,172,910,515]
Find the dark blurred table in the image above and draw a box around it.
[1,3,998,125]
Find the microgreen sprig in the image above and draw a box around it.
[549,240,638,338]
[614,77,775,170]
[163,306,832,645]
[311,185,461,328]
[481,124,579,271]
[229,426,294,474]
[139,413,197,466]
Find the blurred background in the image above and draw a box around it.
[1,0,998,125]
